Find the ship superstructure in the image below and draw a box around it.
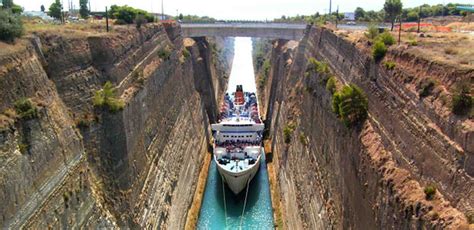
[211,85,264,194]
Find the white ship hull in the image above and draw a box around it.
[215,153,261,194]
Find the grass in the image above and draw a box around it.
[383,61,396,70]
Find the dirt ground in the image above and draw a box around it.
[339,28,474,68]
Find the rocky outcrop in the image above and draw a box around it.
[0,23,233,228]
[258,26,471,229]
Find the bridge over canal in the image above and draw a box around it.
[181,23,308,40]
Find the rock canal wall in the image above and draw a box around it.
[257,26,471,229]
[0,23,233,228]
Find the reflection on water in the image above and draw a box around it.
[197,37,273,229]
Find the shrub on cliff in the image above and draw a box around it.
[424,185,436,200]
[158,47,171,60]
[332,84,368,127]
[383,61,396,70]
[93,82,125,113]
[14,98,38,120]
[326,76,337,95]
[283,122,296,144]
[376,31,395,46]
[451,82,473,116]
[0,9,24,43]
[372,41,387,62]
[307,57,329,74]
[262,59,271,77]
[365,24,379,40]
[418,78,436,98]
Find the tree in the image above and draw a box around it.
[355,7,366,20]
[0,9,23,42]
[79,0,89,18]
[332,84,369,127]
[11,4,21,14]
[48,0,62,20]
[178,13,183,20]
[40,4,45,12]
[384,0,403,31]
[2,0,13,9]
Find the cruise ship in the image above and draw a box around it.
[211,85,264,194]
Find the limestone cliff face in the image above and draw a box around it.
[258,26,471,229]
[0,23,233,228]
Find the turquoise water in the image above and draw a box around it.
[197,152,274,229]
[198,37,273,229]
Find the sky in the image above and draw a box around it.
[15,0,474,20]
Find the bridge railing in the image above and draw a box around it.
[179,20,308,25]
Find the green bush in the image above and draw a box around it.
[332,92,342,116]
[158,47,171,60]
[326,76,337,94]
[365,24,379,40]
[451,83,472,116]
[14,98,38,120]
[283,123,296,144]
[93,82,125,113]
[182,49,191,59]
[0,9,24,43]
[299,133,307,146]
[419,79,436,98]
[109,5,154,24]
[18,143,28,154]
[377,31,396,46]
[262,59,271,77]
[424,185,436,200]
[372,41,387,62]
[332,84,369,127]
[408,40,418,46]
[307,57,330,75]
[383,61,396,70]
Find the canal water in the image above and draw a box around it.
[197,37,274,229]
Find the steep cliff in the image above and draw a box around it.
[257,26,472,229]
[0,23,233,228]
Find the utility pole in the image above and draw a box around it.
[106,6,109,32]
[331,0,334,15]
[398,15,402,45]
[161,0,164,21]
[417,5,422,33]
[335,5,339,28]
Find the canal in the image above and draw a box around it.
[197,37,274,229]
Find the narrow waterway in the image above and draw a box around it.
[197,37,274,229]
